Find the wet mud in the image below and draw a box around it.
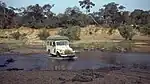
[0,51,150,84]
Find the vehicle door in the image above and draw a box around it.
[48,41,53,54]
[46,41,50,51]
[51,41,56,54]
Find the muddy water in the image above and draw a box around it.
[0,51,150,71]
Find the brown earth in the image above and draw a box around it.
[0,26,150,53]
[0,25,150,44]
[0,68,150,84]
[0,26,150,84]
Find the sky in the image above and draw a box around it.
[2,0,150,14]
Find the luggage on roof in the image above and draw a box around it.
[46,35,69,41]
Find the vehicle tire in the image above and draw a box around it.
[56,52,61,57]
[48,49,50,54]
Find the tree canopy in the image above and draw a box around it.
[0,1,150,37]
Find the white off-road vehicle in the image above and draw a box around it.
[46,35,76,58]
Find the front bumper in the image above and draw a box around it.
[60,54,75,57]
[59,50,76,57]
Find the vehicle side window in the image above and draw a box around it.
[50,42,52,46]
[52,42,55,46]
[47,41,49,45]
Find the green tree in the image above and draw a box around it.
[58,6,91,27]
[122,11,131,24]
[118,25,136,40]
[43,4,55,18]
[79,0,98,25]
[0,1,16,29]
[102,2,125,27]
[79,0,95,13]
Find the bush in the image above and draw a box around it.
[118,25,136,40]
[139,24,150,35]
[38,28,50,40]
[11,31,21,40]
[20,33,27,40]
[58,26,81,40]
[11,31,27,40]
[71,41,134,52]
[0,46,11,53]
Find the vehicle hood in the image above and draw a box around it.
[56,45,73,51]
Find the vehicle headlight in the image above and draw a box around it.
[59,50,62,52]
[57,49,64,53]
[64,50,74,54]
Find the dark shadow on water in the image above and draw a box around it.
[5,58,15,64]
[0,58,15,68]
[0,65,6,67]
[6,68,24,71]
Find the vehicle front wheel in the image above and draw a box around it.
[56,52,61,57]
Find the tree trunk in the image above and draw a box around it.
[86,10,99,26]
[3,7,5,28]
[88,15,99,25]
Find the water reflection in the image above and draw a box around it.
[46,59,74,70]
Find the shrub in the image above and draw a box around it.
[20,33,27,40]
[139,24,150,35]
[118,40,133,51]
[11,31,21,40]
[58,26,81,40]
[11,31,27,40]
[38,28,50,40]
[71,41,134,52]
[118,25,136,40]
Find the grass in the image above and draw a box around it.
[0,39,27,53]
[0,47,11,53]
[70,40,135,52]
[0,26,149,53]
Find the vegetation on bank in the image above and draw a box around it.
[58,26,81,40]
[70,41,134,52]
[0,0,150,53]
[0,0,150,40]
[38,28,50,40]
[11,31,27,40]
[0,40,135,53]
[0,40,26,54]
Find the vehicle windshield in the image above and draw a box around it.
[56,41,68,46]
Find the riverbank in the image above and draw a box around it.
[1,40,150,56]
[0,67,150,84]
[0,26,150,54]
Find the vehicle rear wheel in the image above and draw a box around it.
[48,49,50,54]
